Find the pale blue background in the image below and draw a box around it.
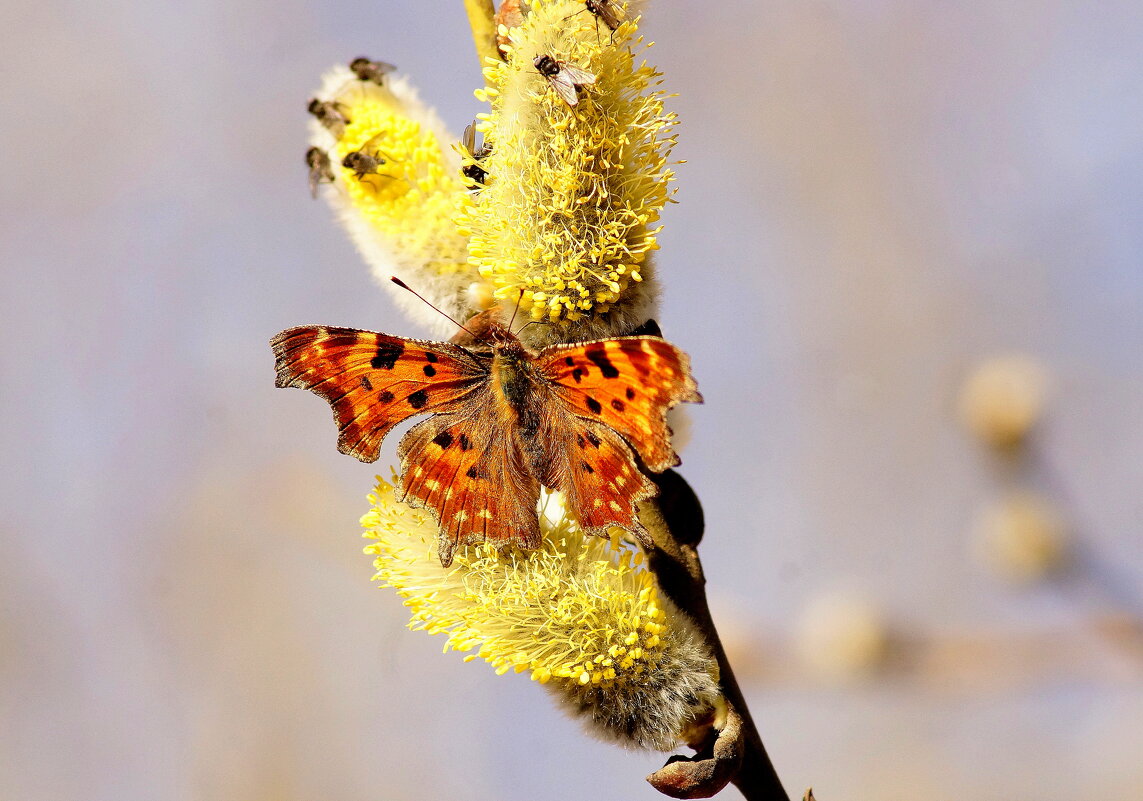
[3,1,1142,799]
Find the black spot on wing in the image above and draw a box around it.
[585,346,620,378]
[571,368,585,383]
[459,433,472,451]
[610,399,625,411]
[432,431,453,449]
[360,375,373,391]
[625,387,636,400]
[371,341,404,370]
[408,389,428,409]
[466,466,479,479]
[585,431,601,448]
[586,397,602,414]
[423,364,437,377]
[565,356,575,366]
[379,390,395,404]
[424,352,439,363]
[580,461,594,474]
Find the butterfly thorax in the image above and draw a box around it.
[483,323,546,442]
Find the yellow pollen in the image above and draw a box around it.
[362,478,678,693]
[457,3,678,324]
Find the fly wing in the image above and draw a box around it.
[594,0,624,30]
[559,62,597,87]
[546,72,581,106]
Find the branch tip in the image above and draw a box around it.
[462,0,500,67]
[647,705,743,798]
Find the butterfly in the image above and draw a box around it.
[271,314,701,566]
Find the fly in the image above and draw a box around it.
[533,54,597,107]
[349,57,396,87]
[585,0,624,31]
[565,0,625,44]
[305,147,335,198]
[460,121,491,189]
[307,98,350,137]
[341,135,401,186]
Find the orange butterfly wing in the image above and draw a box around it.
[271,326,487,462]
[540,416,659,541]
[537,336,702,472]
[273,324,543,566]
[274,327,701,562]
[397,409,541,566]
[534,335,701,541]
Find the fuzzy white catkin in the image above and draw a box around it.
[310,66,476,338]
[550,593,722,750]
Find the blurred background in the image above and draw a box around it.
[3,0,1142,798]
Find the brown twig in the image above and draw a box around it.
[642,470,790,800]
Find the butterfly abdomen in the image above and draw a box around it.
[490,345,545,439]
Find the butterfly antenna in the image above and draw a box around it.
[389,276,478,338]
[507,289,525,333]
[515,320,553,337]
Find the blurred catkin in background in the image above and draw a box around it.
[2,0,1142,799]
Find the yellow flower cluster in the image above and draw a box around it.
[308,5,677,340]
[307,68,478,335]
[364,478,668,684]
[457,0,678,327]
[361,477,721,749]
[333,101,464,270]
